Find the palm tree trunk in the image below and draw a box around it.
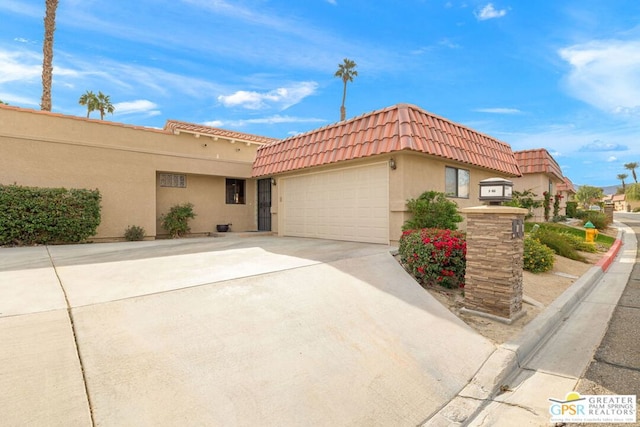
[340,81,348,121]
[41,0,59,111]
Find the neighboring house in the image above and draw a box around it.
[606,193,639,212]
[0,104,277,240]
[556,176,576,213]
[512,149,565,221]
[253,103,521,244]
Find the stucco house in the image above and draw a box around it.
[512,148,566,221]
[0,104,276,240]
[604,193,639,212]
[1,103,523,244]
[253,103,521,244]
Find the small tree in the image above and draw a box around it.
[624,162,638,183]
[617,173,628,192]
[402,191,463,231]
[575,185,604,209]
[160,203,196,238]
[334,58,358,121]
[95,91,115,120]
[504,189,541,219]
[627,183,640,202]
[78,90,97,118]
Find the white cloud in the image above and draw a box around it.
[559,39,640,114]
[204,114,326,128]
[113,99,160,116]
[607,156,618,162]
[474,107,522,114]
[218,82,318,110]
[0,49,41,83]
[475,3,507,21]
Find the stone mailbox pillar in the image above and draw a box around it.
[461,205,528,323]
[604,204,614,224]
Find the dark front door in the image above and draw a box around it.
[257,178,272,231]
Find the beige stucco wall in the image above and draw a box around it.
[269,152,517,245]
[0,107,260,240]
[390,152,517,243]
[156,174,258,236]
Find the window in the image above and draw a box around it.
[445,167,469,198]
[226,178,245,204]
[159,173,186,188]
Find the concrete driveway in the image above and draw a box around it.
[0,235,495,426]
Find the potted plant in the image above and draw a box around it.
[216,223,232,232]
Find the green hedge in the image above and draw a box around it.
[0,184,101,245]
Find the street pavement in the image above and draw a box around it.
[0,235,495,427]
[426,215,638,426]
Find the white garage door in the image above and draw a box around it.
[281,163,389,244]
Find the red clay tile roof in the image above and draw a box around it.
[164,120,278,145]
[556,176,576,194]
[252,104,521,177]
[514,149,564,181]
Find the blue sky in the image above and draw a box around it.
[1,1,639,188]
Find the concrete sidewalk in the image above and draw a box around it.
[424,221,636,426]
[1,236,495,426]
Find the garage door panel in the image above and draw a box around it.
[281,164,389,244]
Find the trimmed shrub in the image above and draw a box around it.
[402,191,463,231]
[0,184,101,246]
[124,225,145,241]
[523,236,555,273]
[160,203,195,238]
[535,229,587,262]
[399,228,466,289]
[581,211,609,230]
[566,201,577,218]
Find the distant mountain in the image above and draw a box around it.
[574,184,620,195]
[600,185,621,195]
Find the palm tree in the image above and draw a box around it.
[78,90,98,118]
[334,58,358,121]
[95,91,115,120]
[40,0,59,111]
[617,173,628,192]
[624,162,638,183]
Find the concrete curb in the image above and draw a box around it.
[422,227,625,426]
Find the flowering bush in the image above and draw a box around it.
[523,236,555,273]
[399,228,466,289]
[553,193,563,218]
[543,191,552,221]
